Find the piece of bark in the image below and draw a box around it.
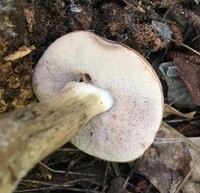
[0,82,112,193]
[161,2,200,31]
[173,57,200,106]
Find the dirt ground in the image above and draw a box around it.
[0,0,200,193]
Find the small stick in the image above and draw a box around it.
[170,39,200,57]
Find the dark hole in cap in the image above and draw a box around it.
[79,73,92,83]
[84,73,91,82]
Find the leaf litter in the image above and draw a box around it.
[0,0,200,193]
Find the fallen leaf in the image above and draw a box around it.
[164,104,196,118]
[136,122,200,193]
[173,57,200,106]
[176,123,200,137]
[159,62,196,108]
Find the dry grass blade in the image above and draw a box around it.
[170,39,200,56]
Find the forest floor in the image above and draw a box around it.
[0,1,200,193]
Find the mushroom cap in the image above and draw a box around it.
[32,31,163,162]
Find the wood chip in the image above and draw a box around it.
[4,45,35,61]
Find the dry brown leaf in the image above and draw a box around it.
[159,62,195,108]
[4,45,35,61]
[136,122,200,193]
[173,57,200,106]
[164,104,196,118]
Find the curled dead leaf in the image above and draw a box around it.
[173,57,200,106]
[159,62,195,108]
[136,122,200,193]
[164,104,196,118]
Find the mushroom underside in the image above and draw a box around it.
[32,31,163,162]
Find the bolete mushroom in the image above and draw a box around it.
[0,82,113,193]
[33,31,164,162]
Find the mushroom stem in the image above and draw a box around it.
[0,82,113,193]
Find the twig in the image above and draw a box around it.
[14,186,56,192]
[39,162,66,174]
[122,0,145,13]
[154,137,200,144]
[122,165,135,189]
[112,162,120,176]
[145,184,153,193]
[162,3,200,31]
[102,162,109,192]
[170,39,200,56]
[192,35,200,42]
[15,187,100,193]
[57,148,79,152]
[67,172,99,177]
[21,178,99,186]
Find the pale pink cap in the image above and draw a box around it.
[32,31,163,162]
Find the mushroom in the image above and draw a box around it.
[0,30,163,193]
[0,82,113,193]
[32,31,164,162]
